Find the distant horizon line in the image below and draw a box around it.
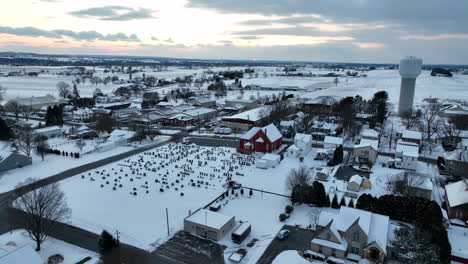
[0,51,467,67]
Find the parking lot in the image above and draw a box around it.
[334,165,371,181]
[256,225,318,264]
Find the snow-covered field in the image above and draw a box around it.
[0,229,99,264]
[59,143,257,250]
[0,136,170,193]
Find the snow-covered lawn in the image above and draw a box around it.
[0,229,99,264]
[448,225,468,262]
[0,136,170,193]
[59,143,256,250]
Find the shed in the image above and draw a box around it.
[184,209,235,241]
[33,126,62,138]
[232,222,251,244]
[256,153,281,169]
[347,175,363,192]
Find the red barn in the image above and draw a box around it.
[237,124,283,154]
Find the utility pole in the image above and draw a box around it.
[166,208,170,236]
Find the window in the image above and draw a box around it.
[318,245,323,253]
[331,248,336,257]
[353,232,360,242]
[352,247,360,254]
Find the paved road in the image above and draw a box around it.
[256,225,318,264]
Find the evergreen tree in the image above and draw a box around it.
[331,195,339,209]
[98,230,119,253]
[348,199,355,208]
[311,181,328,207]
[391,225,441,264]
[72,82,80,98]
[340,197,346,207]
[45,106,55,126]
[0,118,12,140]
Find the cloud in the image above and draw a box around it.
[151,37,158,41]
[232,26,344,37]
[239,15,323,26]
[237,36,262,40]
[400,34,468,40]
[187,0,468,35]
[69,6,156,21]
[164,38,174,43]
[0,26,140,42]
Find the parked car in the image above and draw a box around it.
[277,229,290,240]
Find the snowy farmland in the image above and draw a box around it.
[59,143,257,250]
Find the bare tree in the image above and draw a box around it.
[56,81,71,99]
[34,135,49,161]
[401,110,421,129]
[19,104,33,121]
[14,127,34,156]
[75,139,86,151]
[286,167,312,204]
[438,118,461,149]
[13,178,71,251]
[5,101,21,120]
[416,102,442,144]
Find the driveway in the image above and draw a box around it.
[334,165,371,181]
[256,225,318,264]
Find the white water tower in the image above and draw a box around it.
[398,56,423,115]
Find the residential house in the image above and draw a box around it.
[72,108,93,122]
[301,96,340,115]
[237,124,282,154]
[190,97,217,108]
[401,130,422,145]
[310,207,395,264]
[324,136,343,149]
[163,114,193,127]
[361,128,379,141]
[310,121,340,141]
[279,120,296,138]
[0,151,32,172]
[107,129,136,146]
[444,179,468,223]
[442,149,468,178]
[439,104,468,119]
[285,133,312,158]
[353,144,378,165]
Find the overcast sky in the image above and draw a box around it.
[0,0,467,64]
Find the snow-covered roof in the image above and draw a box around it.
[317,207,390,254]
[108,129,135,142]
[279,120,295,127]
[183,107,217,117]
[324,136,343,145]
[262,124,282,142]
[222,106,271,122]
[445,180,468,208]
[232,222,250,236]
[10,95,57,106]
[444,149,468,162]
[311,238,347,251]
[185,209,234,230]
[294,133,312,143]
[256,138,264,143]
[407,174,432,190]
[402,130,422,141]
[33,126,61,134]
[349,175,363,185]
[272,250,309,264]
[355,138,379,151]
[396,140,419,155]
[260,153,280,161]
[0,245,44,264]
[0,151,13,162]
[361,128,379,139]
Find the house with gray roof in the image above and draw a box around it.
[0,151,32,173]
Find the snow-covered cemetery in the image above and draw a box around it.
[0,53,467,264]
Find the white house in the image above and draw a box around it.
[361,128,379,141]
[184,209,235,241]
[286,133,312,158]
[72,108,93,122]
[256,153,281,169]
[324,136,343,149]
[401,151,418,171]
[107,129,136,146]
